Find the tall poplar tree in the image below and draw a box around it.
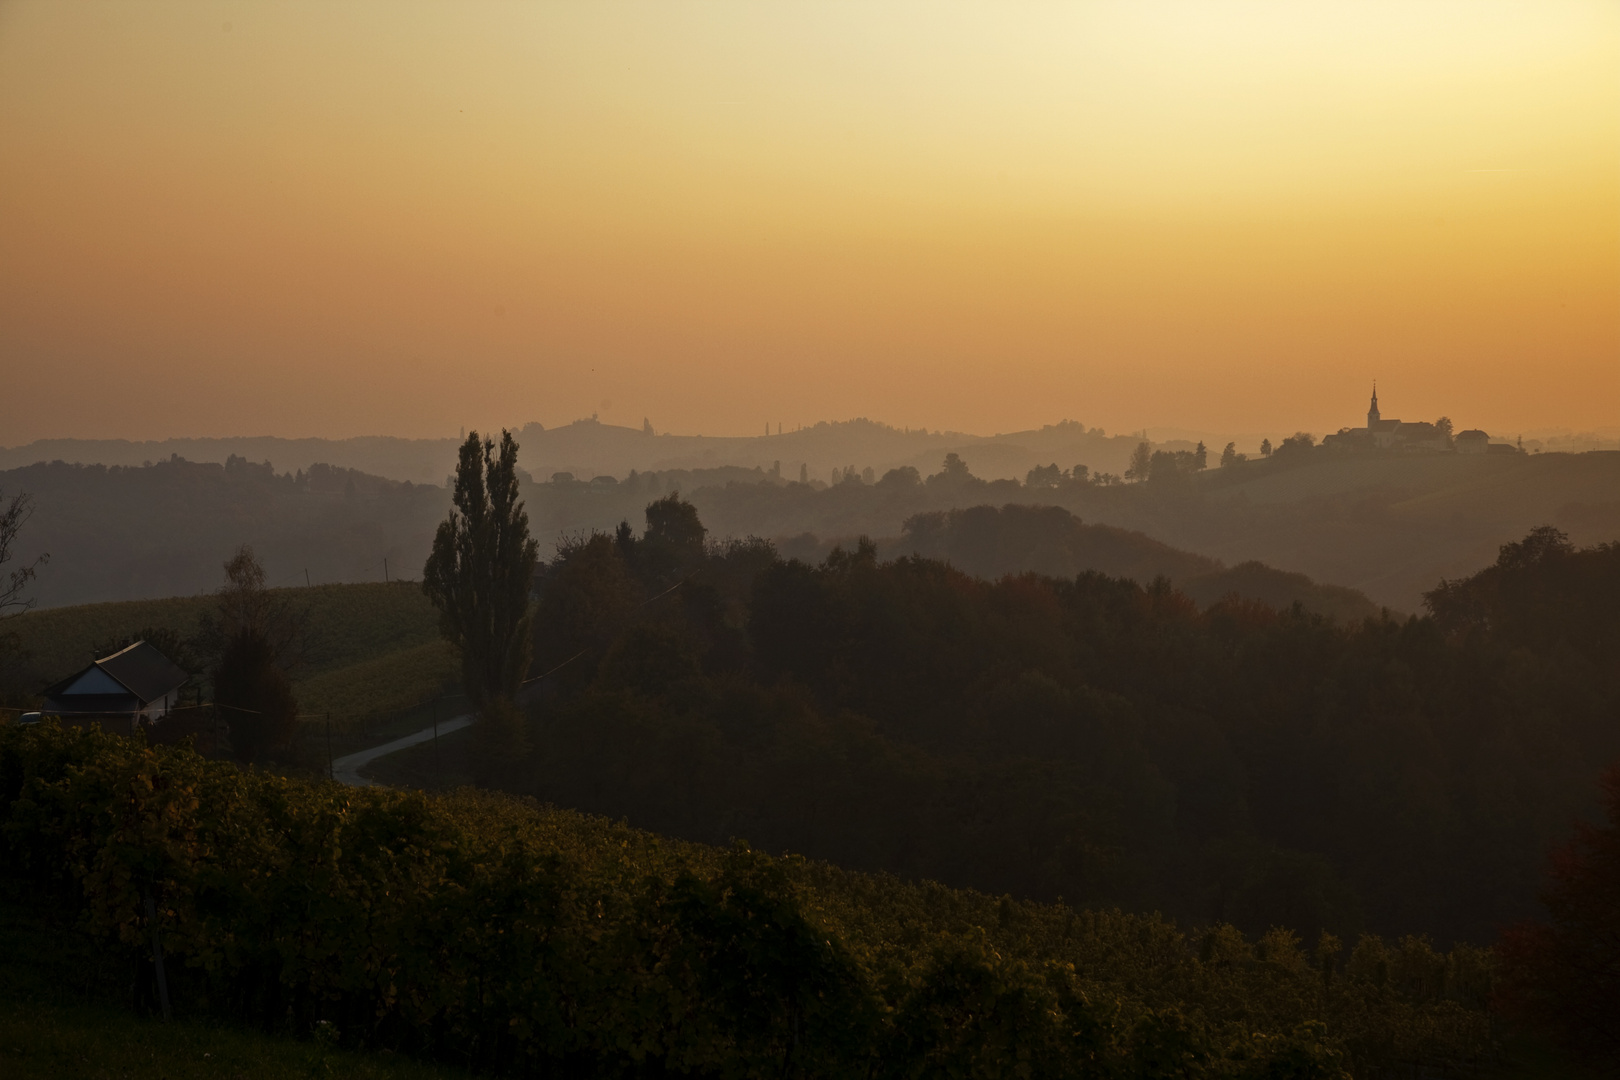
[424,430,540,728]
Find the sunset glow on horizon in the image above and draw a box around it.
[1,1,1615,443]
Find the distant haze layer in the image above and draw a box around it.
[0,420,1157,488]
[1,2,1616,441]
[1,418,1610,490]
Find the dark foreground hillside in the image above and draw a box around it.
[1,722,1494,1078]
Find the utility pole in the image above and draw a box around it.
[383,558,389,583]
[305,568,311,588]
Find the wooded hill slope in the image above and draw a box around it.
[3,456,1380,620]
[498,502,1620,951]
[8,425,1619,612]
[1083,449,1620,612]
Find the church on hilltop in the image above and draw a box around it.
[1320,386,1505,454]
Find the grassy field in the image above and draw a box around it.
[293,638,459,733]
[2,582,454,727]
[0,892,466,1080]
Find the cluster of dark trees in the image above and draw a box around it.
[539,447,1620,615]
[1126,440,1208,482]
[501,498,1620,958]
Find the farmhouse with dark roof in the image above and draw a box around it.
[40,641,191,734]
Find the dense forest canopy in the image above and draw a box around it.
[515,498,1620,950]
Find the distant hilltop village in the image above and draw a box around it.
[1320,387,1518,455]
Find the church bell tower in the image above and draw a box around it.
[1367,384,1380,428]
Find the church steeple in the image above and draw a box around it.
[1367,383,1380,428]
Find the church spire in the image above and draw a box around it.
[1367,383,1380,427]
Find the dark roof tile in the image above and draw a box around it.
[95,641,191,703]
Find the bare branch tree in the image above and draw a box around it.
[0,490,48,621]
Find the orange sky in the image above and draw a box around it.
[1,1,1616,444]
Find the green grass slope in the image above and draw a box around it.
[1,582,452,723]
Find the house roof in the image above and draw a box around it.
[96,642,190,702]
[43,641,190,706]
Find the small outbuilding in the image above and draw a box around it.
[40,641,191,733]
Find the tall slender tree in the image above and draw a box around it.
[424,430,540,728]
[1126,441,1153,482]
[199,546,302,763]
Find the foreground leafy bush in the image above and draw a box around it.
[0,723,1492,1077]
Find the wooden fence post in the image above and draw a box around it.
[144,889,172,1021]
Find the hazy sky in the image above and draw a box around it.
[2,1,1615,443]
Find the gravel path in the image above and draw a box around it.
[330,715,474,787]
